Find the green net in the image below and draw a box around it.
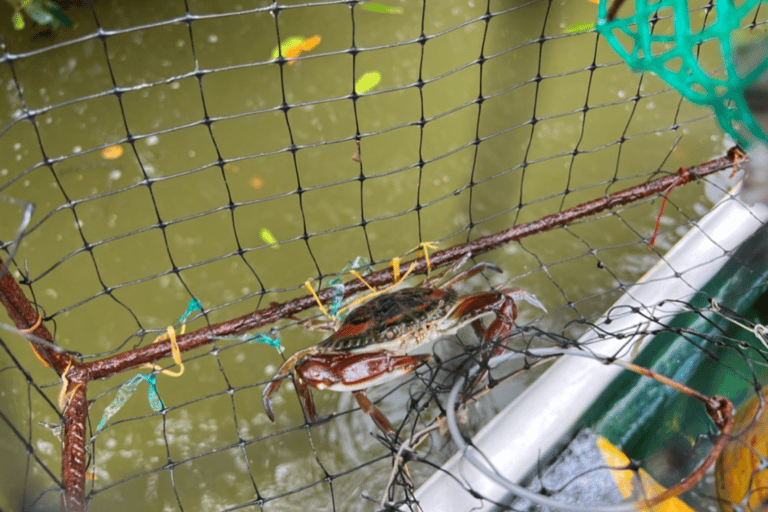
[597,0,768,146]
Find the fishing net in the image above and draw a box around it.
[1,0,766,511]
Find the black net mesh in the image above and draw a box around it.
[1,0,767,511]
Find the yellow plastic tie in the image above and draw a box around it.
[350,269,377,293]
[19,315,51,368]
[305,279,332,318]
[18,314,42,334]
[57,360,82,411]
[391,256,401,283]
[406,241,438,275]
[143,326,185,377]
[338,260,418,315]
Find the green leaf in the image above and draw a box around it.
[259,227,279,248]
[361,3,403,14]
[270,36,305,60]
[12,11,25,30]
[355,71,382,94]
[565,21,595,34]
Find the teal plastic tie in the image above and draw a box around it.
[597,0,768,147]
[178,298,203,325]
[326,256,372,320]
[96,374,164,431]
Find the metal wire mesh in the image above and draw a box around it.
[1,0,766,511]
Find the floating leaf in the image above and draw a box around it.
[355,71,381,94]
[362,3,403,14]
[299,35,321,52]
[101,145,123,160]
[716,390,768,509]
[12,11,25,30]
[565,21,595,34]
[270,36,305,60]
[283,35,321,64]
[259,228,279,248]
[598,436,695,511]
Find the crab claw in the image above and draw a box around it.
[263,347,316,422]
[262,373,290,422]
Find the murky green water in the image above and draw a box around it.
[0,0,739,510]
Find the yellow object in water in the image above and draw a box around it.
[597,436,694,511]
[101,145,124,160]
[715,390,768,511]
[355,71,381,94]
[259,228,279,248]
[270,35,321,64]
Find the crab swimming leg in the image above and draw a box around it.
[352,391,394,434]
[262,347,316,422]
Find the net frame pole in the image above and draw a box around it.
[0,261,84,510]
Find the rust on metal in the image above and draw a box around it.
[61,374,88,512]
[0,260,71,372]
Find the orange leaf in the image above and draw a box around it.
[300,35,321,51]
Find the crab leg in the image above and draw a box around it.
[458,288,546,396]
[441,261,502,288]
[353,390,394,434]
[294,352,430,433]
[262,347,316,422]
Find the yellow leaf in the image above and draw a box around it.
[355,71,381,94]
[715,390,768,511]
[259,228,279,248]
[101,145,124,160]
[597,437,695,511]
[565,21,595,34]
[361,3,403,14]
[270,36,305,60]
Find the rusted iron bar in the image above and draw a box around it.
[0,259,71,373]
[61,375,88,512]
[0,258,84,510]
[81,149,741,380]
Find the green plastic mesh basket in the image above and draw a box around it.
[597,0,768,147]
